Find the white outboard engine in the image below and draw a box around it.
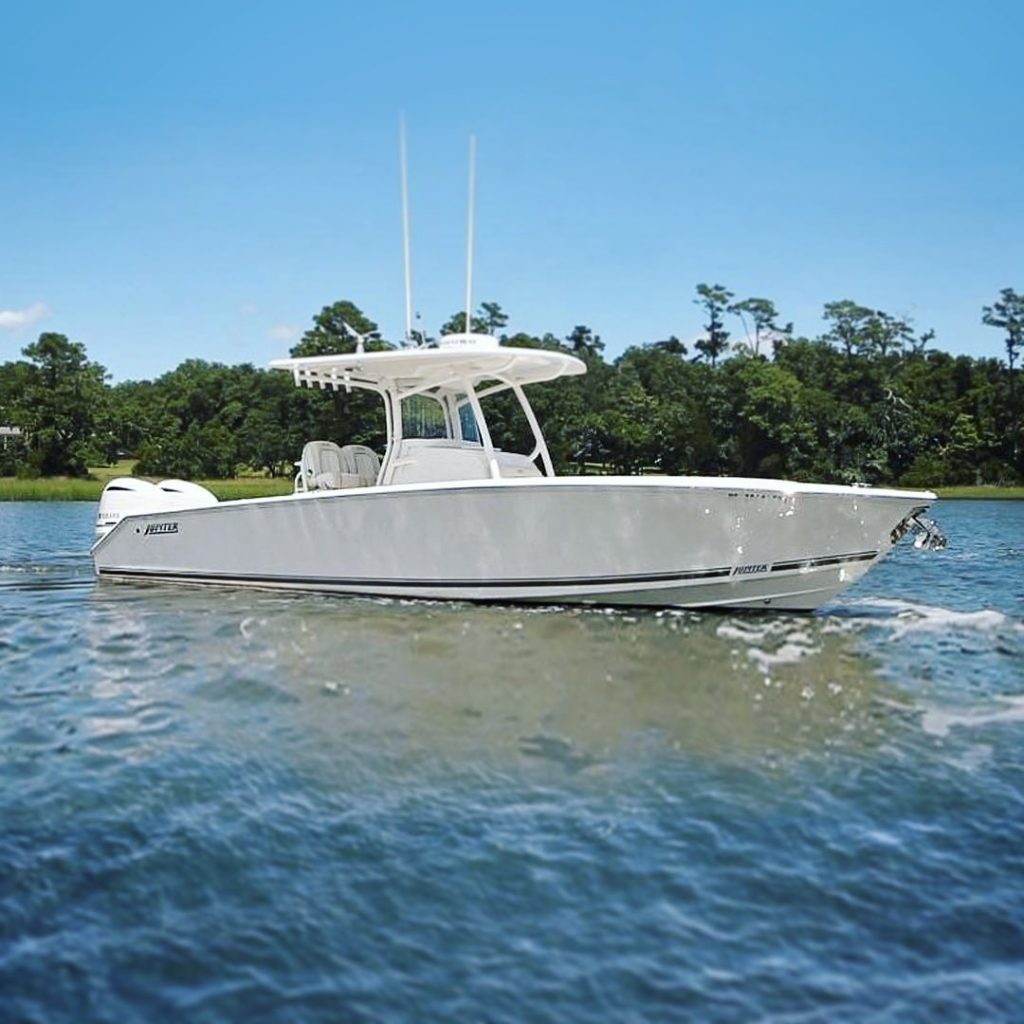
[94,477,219,540]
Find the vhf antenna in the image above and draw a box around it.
[464,133,477,337]
[399,114,414,345]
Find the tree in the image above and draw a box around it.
[0,360,32,474]
[290,300,382,357]
[822,300,873,359]
[860,310,914,360]
[566,324,605,360]
[0,360,33,428]
[653,335,687,356]
[908,328,935,359]
[982,288,1024,376]
[944,412,985,484]
[728,297,789,357]
[597,368,659,474]
[18,332,109,475]
[480,301,509,337]
[440,301,508,337]
[694,283,733,366]
[982,288,1024,460]
[136,420,238,479]
[239,372,310,476]
[726,358,816,477]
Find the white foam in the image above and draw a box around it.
[716,622,770,644]
[948,743,994,772]
[921,695,1024,737]
[746,640,820,673]
[717,619,823,673]
[844,598,1019,639]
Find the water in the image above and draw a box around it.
[2,501,1023,1022]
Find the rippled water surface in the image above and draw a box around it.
[2,500,1023,1022]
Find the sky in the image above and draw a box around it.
[1,0,1021,381]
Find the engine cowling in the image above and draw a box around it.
[95,478,218,540]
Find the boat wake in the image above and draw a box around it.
[715,619,821,673]
[920,695,1024,738]
[836,597,1021,639]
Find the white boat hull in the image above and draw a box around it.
[92,477,934,612]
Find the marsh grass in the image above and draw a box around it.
[0,460,292,501]
[934,485,1024,499]
[0,477,107,501]
[195,478,293,500]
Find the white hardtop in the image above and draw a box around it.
[270,334,586,398]
[269,334,586,487]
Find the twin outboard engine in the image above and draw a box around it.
[94,478,219,540]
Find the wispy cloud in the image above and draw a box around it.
[267,323,301,343]
[0,302,50,330]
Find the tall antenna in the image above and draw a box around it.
[399,114,414,344]
[464,133,477,336]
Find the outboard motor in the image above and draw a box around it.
[95,477,218,540]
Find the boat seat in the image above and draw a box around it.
[297,441,380,491]
[338,444,381,487]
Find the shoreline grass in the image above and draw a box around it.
[0,464,293,502]
[933,484,1024,499]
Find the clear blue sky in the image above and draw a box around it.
[1,0,1021,381]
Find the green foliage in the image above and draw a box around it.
[694,283,733,366]
[982,287,1024,468]
[565,324,605,360]
[4,333,109,476]
[290,300,384,357]
[480,302,509,336]
[982,287,1024,374]
[727,358,817,477]
[728,297,790,357]
[440,301,508,337]
[3,287,1023,489]
[822,300,873,358]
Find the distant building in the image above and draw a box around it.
[1,425,23,448]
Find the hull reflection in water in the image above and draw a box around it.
[80,585,908,775]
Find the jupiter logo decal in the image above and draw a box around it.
[144,522,179,536]
[732,563,768,576]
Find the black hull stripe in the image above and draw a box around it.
[97,550,878,590]
[770,551,877,572]
[100,566,734,589]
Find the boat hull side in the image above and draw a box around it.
[92,479,931,611]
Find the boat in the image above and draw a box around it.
[91,128,943,611]
[91,327,943,610]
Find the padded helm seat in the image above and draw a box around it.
[297,441,380,491]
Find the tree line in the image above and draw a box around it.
[1,286,1021,487]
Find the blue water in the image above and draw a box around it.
[2,501,1023,1022]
